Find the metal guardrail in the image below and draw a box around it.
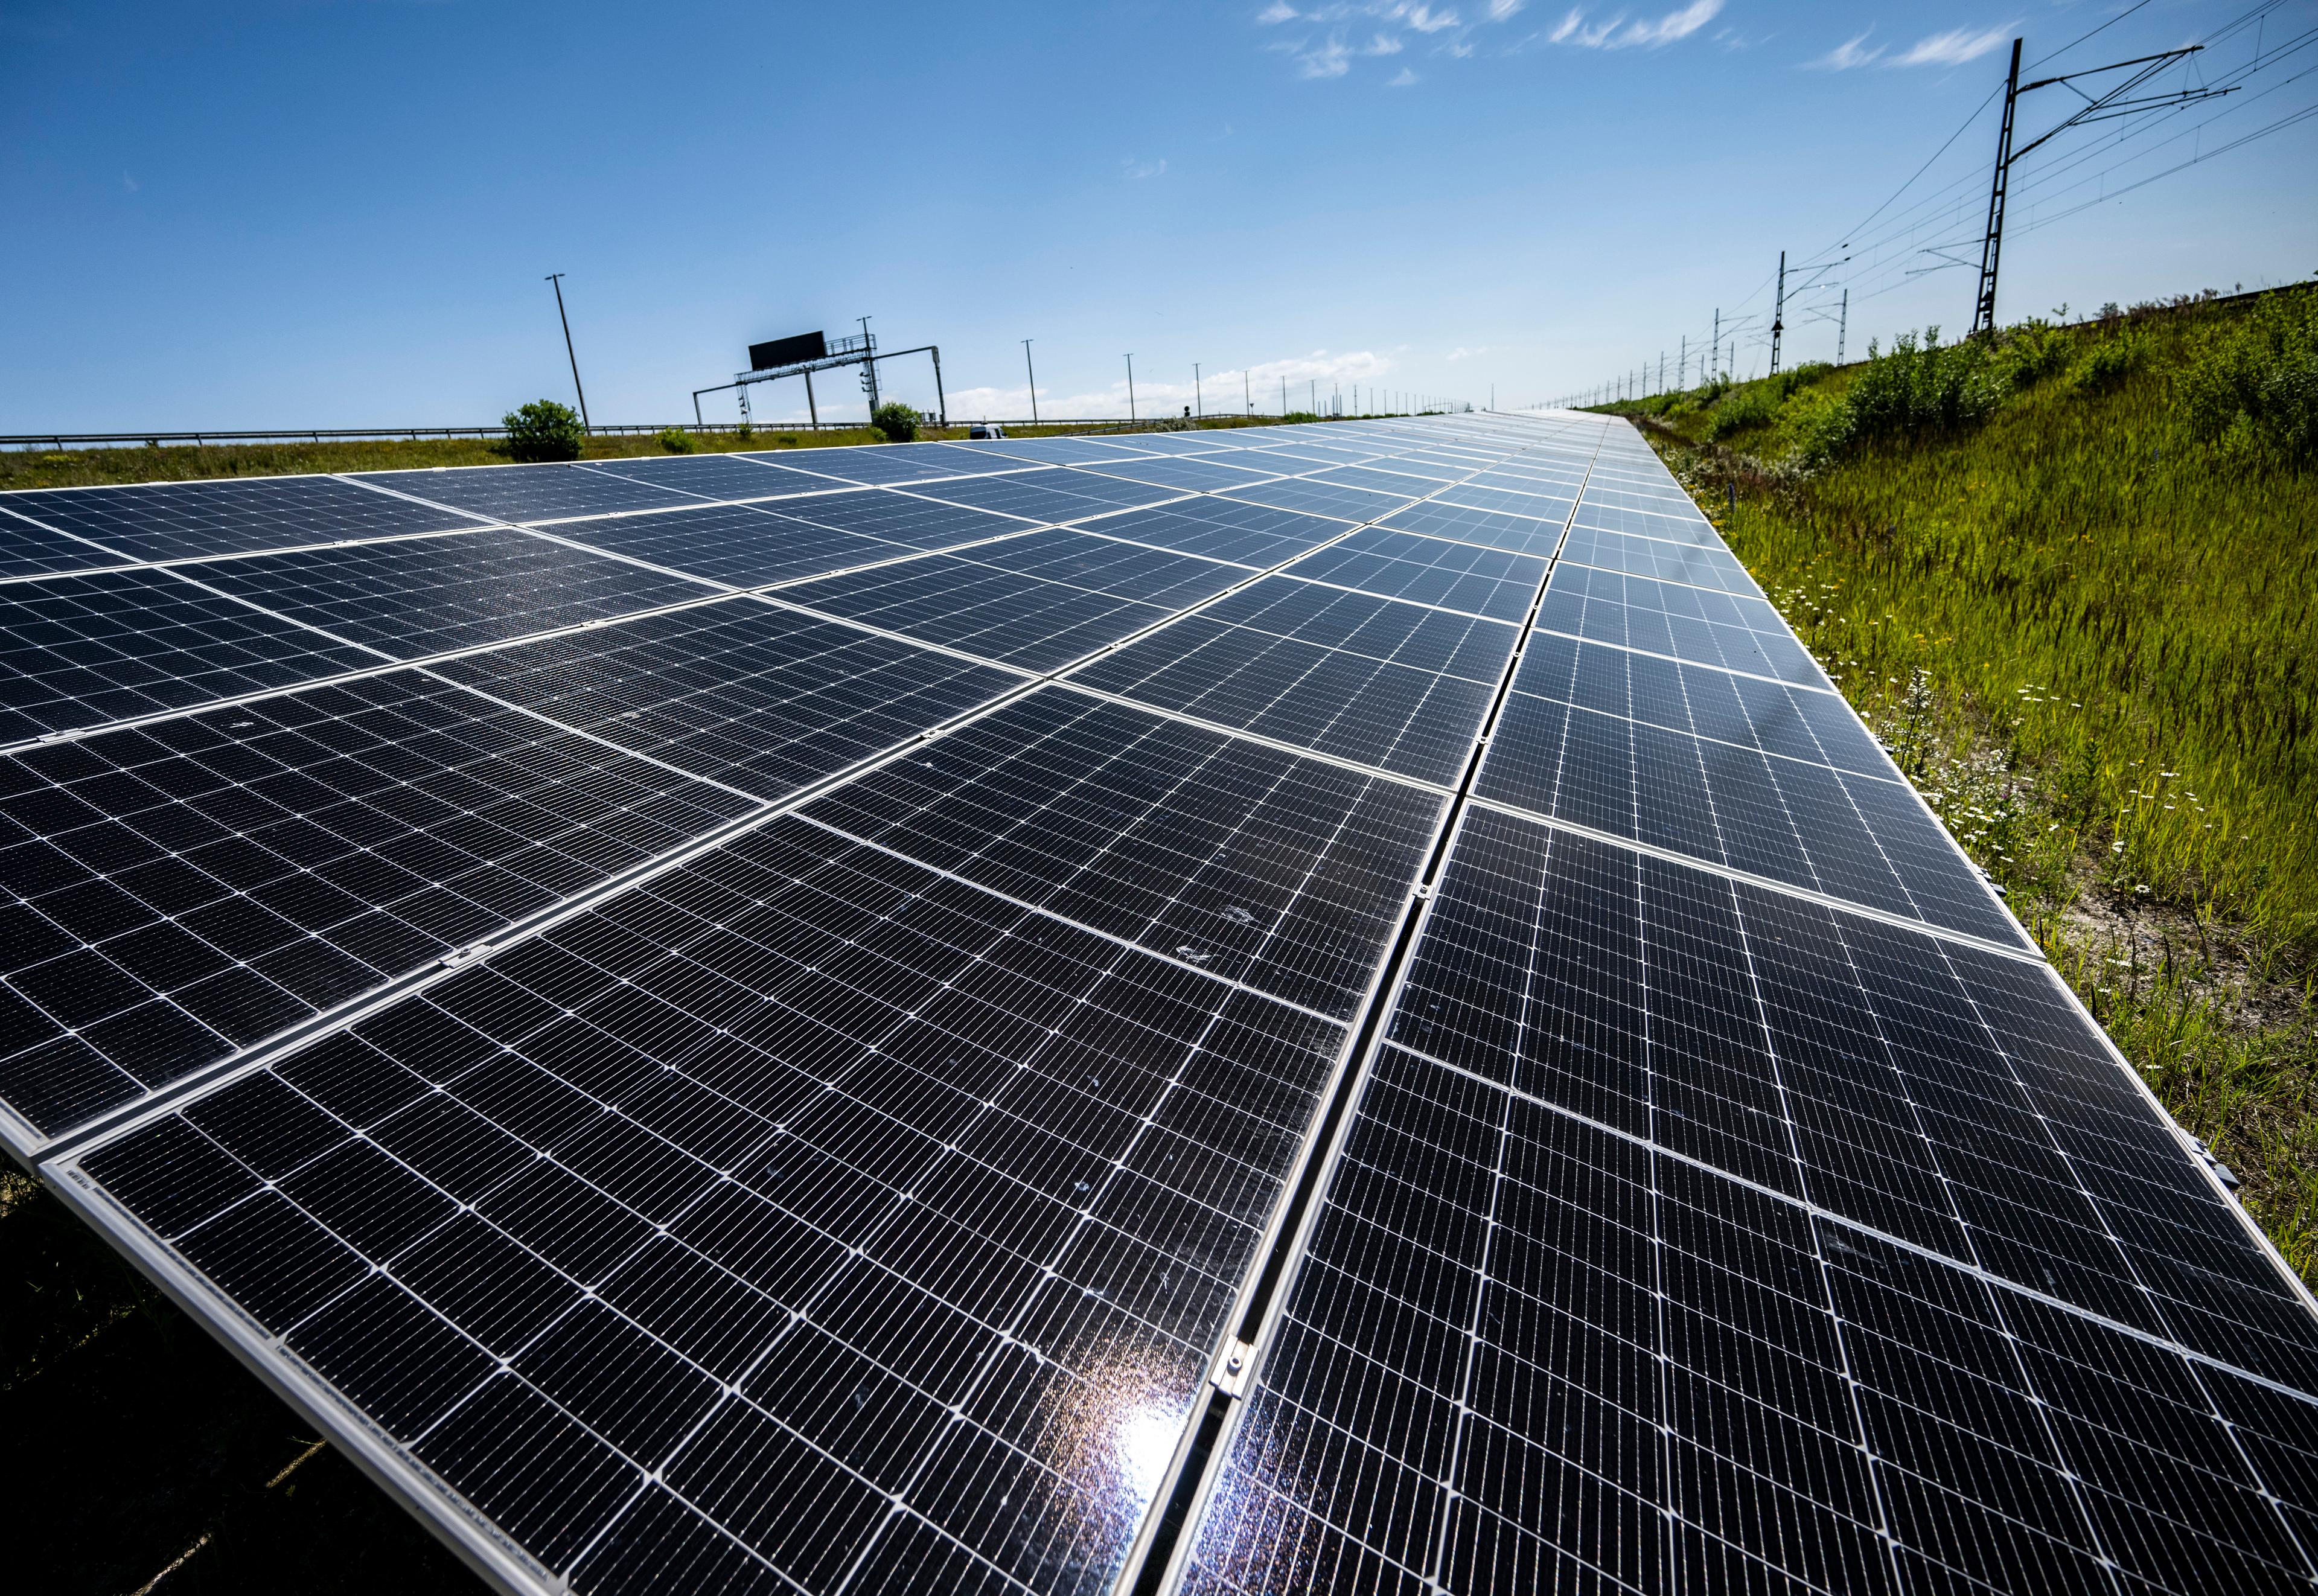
[0,416,1296,452]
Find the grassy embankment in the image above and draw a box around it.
[1594,285,2318,1277]
[0,413,1292,492]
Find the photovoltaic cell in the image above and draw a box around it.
[1533,560,1823,686]
[16,412,2312,1596]
[0,507,135,580]
[767,487,1032,550]
[779,556,1177,674]
[1068,616,1497,788]
[1287,529,1548,623]
[577,455,846,500]
[65,811,1352,1593]
[1373,500,1567,557]
[955,528,1251,610]
[1184,806,2318,1595]
[187,528,716,659]
[545,503,902,590]
[802,690,1443,1018]
[913,471,1180,523]
[432,596,1021,801]
[0,674,752,1146]
[356,467,701,526]
[0,566,379,744]
[7,477,488,565]
[1077,501,1348,567]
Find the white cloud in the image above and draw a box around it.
[1406,4,1460,31]
[1486,0,1524,18]
[1257,2,1298,22]
[120,171,139,193]
[1445,345,1493,360]
[1122,156,1167,179]
[1545,0,1720,49]
[1807,30,1882,70]
[1389,65,1420,84]
[1892,23,2014,68]
[1295,34,1353,75]
[1367,30,1403,53]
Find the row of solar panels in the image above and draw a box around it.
[4,412,2313,1596]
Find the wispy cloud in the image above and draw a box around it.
[1891,22,2014,67]
[1258,0,1530,81]
[120,171,139,193]
[1122,156,1167,179]
[1807,30,1882,70]
[1543,0,1720,50]
[1389,65,1420,84]
[1445,345,1494,360]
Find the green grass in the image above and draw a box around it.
[0,413,1294,492]
[1600,286,2318,1277]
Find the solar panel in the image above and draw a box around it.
[11,414,2311,1596]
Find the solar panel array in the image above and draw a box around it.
[2,415,2310,1596]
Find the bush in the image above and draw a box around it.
[1990,321,2075,391]
[1705,392,1775,441]
[871,402,921,443]
[502,400,585,462]
[655,427,697,454]
[1798,327,2000,465]
[2178,295,2318,460]
[2067,330,2144,396]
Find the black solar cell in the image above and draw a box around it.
[780,555,1178,674]
[0,566,379,744]
[0,674,753,1146]
[5,477,490,565]
[545,503,903,589]
[1078,500,1347,567]
[187,528,717,659]
[1289,529,1550,622]
[66,812,1354,1594]
[356,465,701,525]
[18,413,2311,1596]
[802,690,1443,1018]
[433,596,1022,800]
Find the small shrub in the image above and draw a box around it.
[1991,321,2075,391]
[871,402,921,443]
[1705,392,1775,441]
[502,400,585,462]
[2177,295,2318,460]
[2067,330,2144,396]
[1798,327,2000,465]
[655,427,697,454]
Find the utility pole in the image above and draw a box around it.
[544,273,589,430]
[1658,352,1665,393]
[1973,40,2025,340]
[858,316,880,414]
[1125,354,1136,421]
[1713,308,1720,379]
[1244,369,1251,415]
[1022,339,1038,424]
[1770,252,1786,376]
[1679,336,1686,389]
[1971,37,2224,337]
[1282,376,1288,414]
[1837,290,1849,365]
[1194,363,1202,418]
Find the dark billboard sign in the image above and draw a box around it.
[747,331,828,371]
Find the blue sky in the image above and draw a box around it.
[4,1,2312,429]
